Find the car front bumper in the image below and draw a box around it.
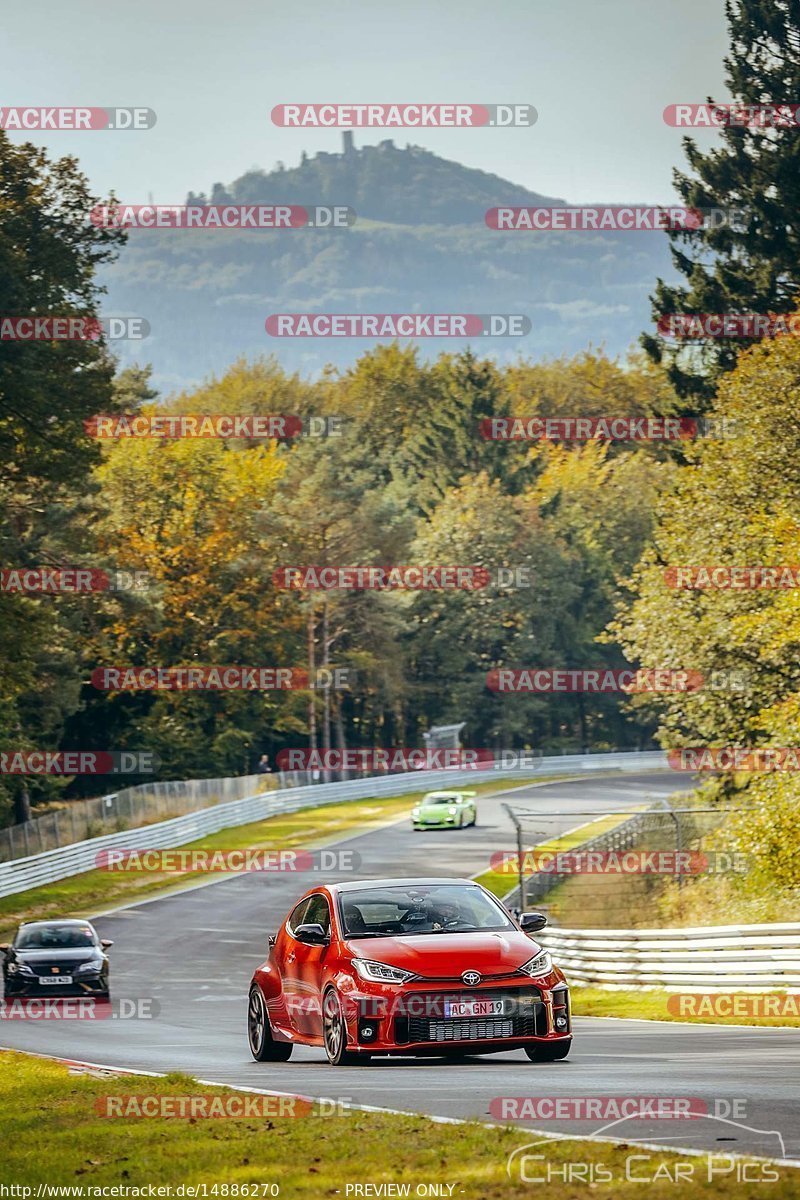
[338,972,571,1054]
[3,974,108,997]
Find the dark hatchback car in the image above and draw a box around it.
[1,919,113,998]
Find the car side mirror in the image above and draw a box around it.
[0,944,10,954]
[101,940,114,949]
[520,912,547,933]
[294,923,329,946]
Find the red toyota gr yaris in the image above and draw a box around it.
[247,877,571,1065]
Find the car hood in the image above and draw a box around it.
[346,930,539,976]
[15,948,100,964]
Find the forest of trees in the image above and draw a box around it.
[1,335,682,820]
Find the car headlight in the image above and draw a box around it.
[519,950,552,977]
[8,963,34,977]
[448,806,458,815]
[352,959,417,984]
[75,961,102,975]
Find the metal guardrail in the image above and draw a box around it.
[0,772,290,863]
[537,923,800,991]
[0,750,667,900]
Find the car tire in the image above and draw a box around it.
[524,1040,571,1062]
[323,987,360,1065]
[248,985,293,1062]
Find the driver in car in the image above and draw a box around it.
[400,900,463,931]
[428,901,464,930]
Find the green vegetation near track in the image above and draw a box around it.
[2,1050,795,1198]
[570,986,800,1029]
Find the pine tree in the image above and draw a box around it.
[643,0,800,403]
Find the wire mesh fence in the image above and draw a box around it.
[0,772,295,863]
[501,799,738,928]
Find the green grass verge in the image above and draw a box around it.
[473,812,638,899]
[0,777,542,940]
[2,1050,795,1196]
[571,986,800,1028]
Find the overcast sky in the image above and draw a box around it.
[3,0,730,204]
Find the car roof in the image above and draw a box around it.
[333,878,478,894]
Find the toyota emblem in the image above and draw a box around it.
[461,970,481,986]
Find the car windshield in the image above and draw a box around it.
[423,795,457,805]
[15,925,96,950]
[338,884,515,938]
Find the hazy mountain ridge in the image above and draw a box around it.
[105,139,675,390]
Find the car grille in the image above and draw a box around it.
[394,988,546,1044]
[425,1018,514,1041]
[27,960,84,977]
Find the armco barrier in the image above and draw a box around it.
[0,750,667,899]
[0,772,281,862]
[537,923,800,991]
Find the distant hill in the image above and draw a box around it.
[104,137,676,391]
[188,137,567,226]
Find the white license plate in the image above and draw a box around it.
[39,975,72,985]
[444,998,504,1018]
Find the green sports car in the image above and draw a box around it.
[411,790,477,830]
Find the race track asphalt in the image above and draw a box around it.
[2,771,798,1162]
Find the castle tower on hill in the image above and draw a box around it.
[342,131,355,155]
